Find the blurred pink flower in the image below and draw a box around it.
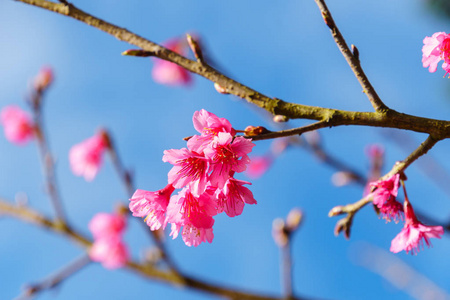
[422,31,450,76]
[0,105,34,145]
[152,38,192,86]
[390,199,444,255]
[88,212,126,240]
[89,236,129,269]
[246,155,273,179]
[69,132,108,181]
[88,212,129,269]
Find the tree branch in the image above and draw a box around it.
[0,198,308,300]
[313,0,388,112]
[17,254,91,300]
[14,0,450,141]
[30,88,67,224]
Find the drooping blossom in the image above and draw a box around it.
[33,66,54,92]
[0,106,34,145]
[181,224,214,247]
[216,177,256,217]
[187,109,236,152]
[89,236,129,269]
[204,132,254,188]
[369,173,403,221]
[390,199,444,255]
[152,38,191,86]
[69,132,108,181]
[88,212,129,269]
[165,186,217,247]
[129,185,174,231]
[88,212,126,240]
[422,32,450,76]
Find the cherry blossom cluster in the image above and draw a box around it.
[422,31,450,76]
[129,109,257,246]
[368,174,444,254]
[88,212,129,269]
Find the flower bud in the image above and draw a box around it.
[328,205,344,217]
[33,66,53,92]
[272,218,288,247]
[273,115,289,123]
[214,83,228,94]
[286,208,303,232]
[121,49,153,57]
[244,125,270,136]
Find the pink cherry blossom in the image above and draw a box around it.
[216,177,256,217]
[69,132,108,181]
[390,200,444,255]
[152,38,192,86]
[369,173,403,221]
[89,236,129,269]
[166,185,217,230]
[204,132,254,188]
[162,148,209,196]
[88,212,126,240]
[0,106,34,145]
[422,31,450,76]
[245,155,273,179]
[187,109,236,152]
[129,185,174,231]
[181,223,214,247]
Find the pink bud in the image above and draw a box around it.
[214,83,228,94]
[33,66,53,92]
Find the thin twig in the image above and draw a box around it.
[103,130,181,275]
[29,89,67,224]
[281,242,294,299]
[329,195,373,239]
[313,0,388,112]
[246,121,329,141]
[384,135,441,179]
[16,254,91,300]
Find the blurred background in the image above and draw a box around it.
[0,0,449,299]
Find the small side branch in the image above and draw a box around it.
[30,90,67,224]
[329,195,373,239]
[0,198,308,300]
[17,254,91,300]
[247,121,329,141]
[314,0,389,112]
[385,135,441,178]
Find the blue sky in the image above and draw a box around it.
[0,0,449,299]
